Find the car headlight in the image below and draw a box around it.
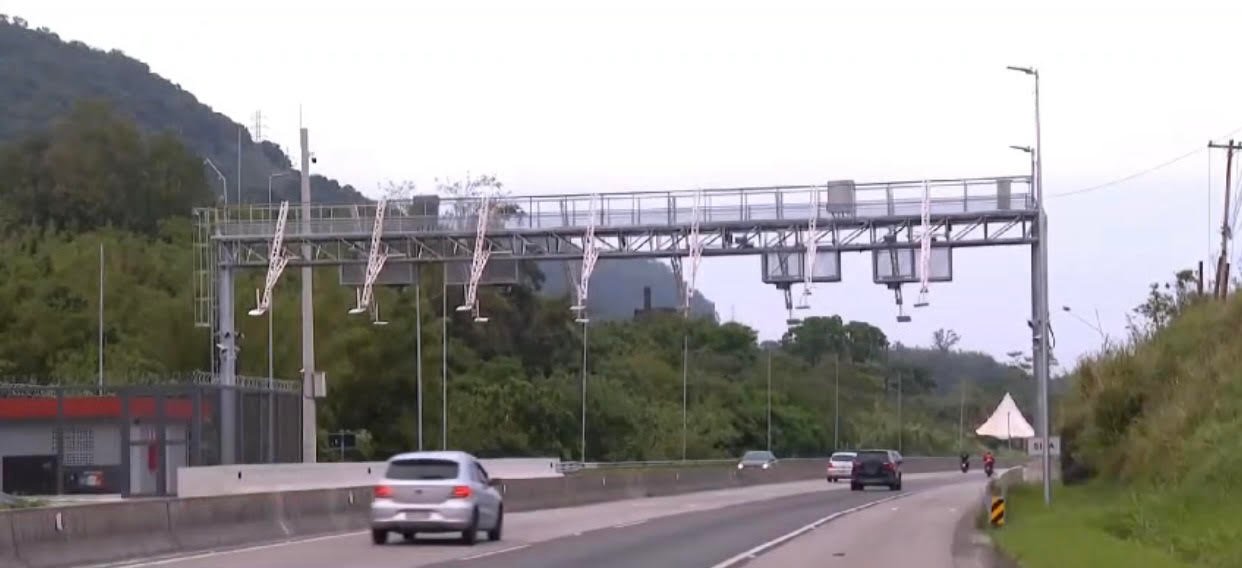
[737,463,743,469]
[762,462,769,469]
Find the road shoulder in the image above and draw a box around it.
[744,479,986,568]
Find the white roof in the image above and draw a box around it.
[974,393,1036,440]
[387,450,475,463]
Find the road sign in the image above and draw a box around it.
[990,496,1006,527]
[1028,436,1061,457]
[327,431,356,450]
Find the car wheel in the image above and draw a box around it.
[371,529,388,545]
[850,483,861,491]
[487,507,504,542]
[461,508,480,545]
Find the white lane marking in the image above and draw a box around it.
[92,531,368,567]
[708,492,913,568]
[460,544,530,560]
[612,519,648,529]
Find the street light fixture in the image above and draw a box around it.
[268,171,292,204]
[1061,305,1107,342]
[204,159,228,205]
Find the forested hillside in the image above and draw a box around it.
[0,16,716,320]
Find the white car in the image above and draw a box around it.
[370,451,504,545]
[826,451,856,483]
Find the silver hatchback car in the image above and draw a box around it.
[370,451,504,545]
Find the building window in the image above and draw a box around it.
[51,427,95,466]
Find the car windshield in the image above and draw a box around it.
[741,451,772,461]
[830,453,855,461]
[856,451,890,463]
[385,458,459,480]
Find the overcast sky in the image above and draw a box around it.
[9,0,1242,369]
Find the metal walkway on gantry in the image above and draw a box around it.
[196,176,1035,267]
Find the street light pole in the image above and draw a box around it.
[681,332,689,461]
[581,319,589,462]
[441,269,448,450]
[897,369,903,453]
[415,280,423,451]
[265,172,289,463]
[833,353,840,451]
[766,349,772,453]
[1009,64,1052,506]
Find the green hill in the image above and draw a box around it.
[996,270,1242,567]
[0,16,716,319]
[0,16,363,204]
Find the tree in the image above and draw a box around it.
[932,328,961,352]
[1126,269,1201,340]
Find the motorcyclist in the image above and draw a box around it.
[959,452,970,472]
[983,451,996,469]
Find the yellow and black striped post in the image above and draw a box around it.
[990,496,1006,527]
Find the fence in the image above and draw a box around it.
[0,373,302,497]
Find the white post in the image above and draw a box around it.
[98,243,104,393]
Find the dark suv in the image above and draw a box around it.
[850,449,903,491]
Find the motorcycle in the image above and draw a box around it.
[959,459,970,473]
[984,461,995,478]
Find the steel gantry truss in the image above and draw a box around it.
[349,198,391,319]
[682,191,705,314]
[457,195,493,322]
[247,201,290,317]
[796,187,822,310]
[915,180,933,308]
[572,194,602,319]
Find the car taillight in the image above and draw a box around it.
[882,462,895,471]
[851,460,861,470]
[373,485,393,499]
[450,485,472,499]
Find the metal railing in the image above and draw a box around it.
[557,454,962,474]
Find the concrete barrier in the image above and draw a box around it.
[0,456,971,567]
[279,487,371,537]
[166,492,286,551]
[176,457,562,498]
[9,501,176,568]
[0,512,21,568]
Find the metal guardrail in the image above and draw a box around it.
[557,455,960,474]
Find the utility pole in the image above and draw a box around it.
[299,127,317,463]
[1009,64,1052,506]
[1208,140,1242,299]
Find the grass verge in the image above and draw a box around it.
[992,483,1193,568]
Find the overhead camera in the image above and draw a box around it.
[310,152,318,164]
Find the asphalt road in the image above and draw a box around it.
[112,471,982,568]
[425,476,965,568]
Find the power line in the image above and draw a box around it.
[1050,125,1242,199]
